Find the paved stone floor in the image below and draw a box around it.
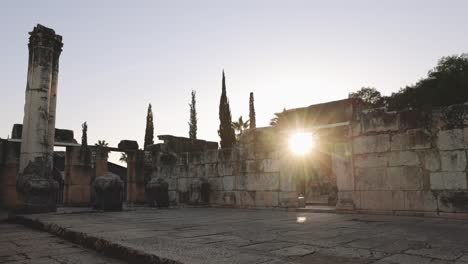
[17,208,468,264]
[0,222,126,264]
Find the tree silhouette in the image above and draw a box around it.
[95,140,108,147]
[387,54,468,111]
[144,103,154,149]
[80,122,90,164]
[95,140,110,157]
[348,87,384,108]
[119,153,127,164]
[232,116,250,140]
[218,70,236,148]
[189,90,198,139]
[270,108,287,126]
[249,92,256,129]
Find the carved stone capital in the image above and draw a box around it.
[28,24,63,54]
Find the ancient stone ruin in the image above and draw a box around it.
[1,25,468,218]
[16,25,63,213]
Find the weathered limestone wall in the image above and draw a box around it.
[340,105,468,216]
[149,129,298,208]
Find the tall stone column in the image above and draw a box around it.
[17,24,63,213]
[47,44,60,163]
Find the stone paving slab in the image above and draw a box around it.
[0,222,126,263]
[13,208,468,264]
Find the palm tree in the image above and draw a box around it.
[119,153,128,164]
[270,108,287,126]
[95,140,110,157]
[95,140,108,147]
[232,116,250,140]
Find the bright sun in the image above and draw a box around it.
[288,132,315,156]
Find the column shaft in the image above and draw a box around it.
[17,24,63,213]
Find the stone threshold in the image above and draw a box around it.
[296,206,468,220]
[296,205,337,213]
[10,213,183,264]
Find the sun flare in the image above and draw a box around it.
[288,132,315,156]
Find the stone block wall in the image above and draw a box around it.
[341,105,468,216]
[149,128,298,208]
[0,140,20,208]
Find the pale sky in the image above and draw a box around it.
[1,0,467,164]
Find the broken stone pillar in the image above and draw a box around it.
[94,147,109,177]
[126,151,146,204]
[17,25,63,213]
[118,140,145,204]
[64,146,93,206]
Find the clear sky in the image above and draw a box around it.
[1,0,467,164]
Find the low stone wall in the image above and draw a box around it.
[340,105,468,216]
[149,129,298,208]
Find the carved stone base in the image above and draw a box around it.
[16,177,58,214]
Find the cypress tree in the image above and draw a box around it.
[189,90,198,139]
[249,92,256,129]
[144,103,154,149]
[218,70,236,148]
[81,122,88,147]
[80,122,90,164]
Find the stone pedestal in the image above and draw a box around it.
[16,25,63,213]
[93,173,124,211]
[64,146,92,206]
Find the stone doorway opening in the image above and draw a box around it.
[293,126,348,208]
[53,146,67,205]
[296,141,338,207]
[106,151,128,203]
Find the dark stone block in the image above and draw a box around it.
[277,98,357,129]
[399,110,430,130]
[12,124,22,139]
[201,182,210,204]
[160,153,177,166]
[146,143,162,152]
[179,191,190,203]
[118,140,139,150]
[205,142,219,150]
[11,124,76,143]
[55,129,75,143]
[92,174,124,211]
[157,135,218,153]
[438,191,468,212]
[146,178,169,208]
